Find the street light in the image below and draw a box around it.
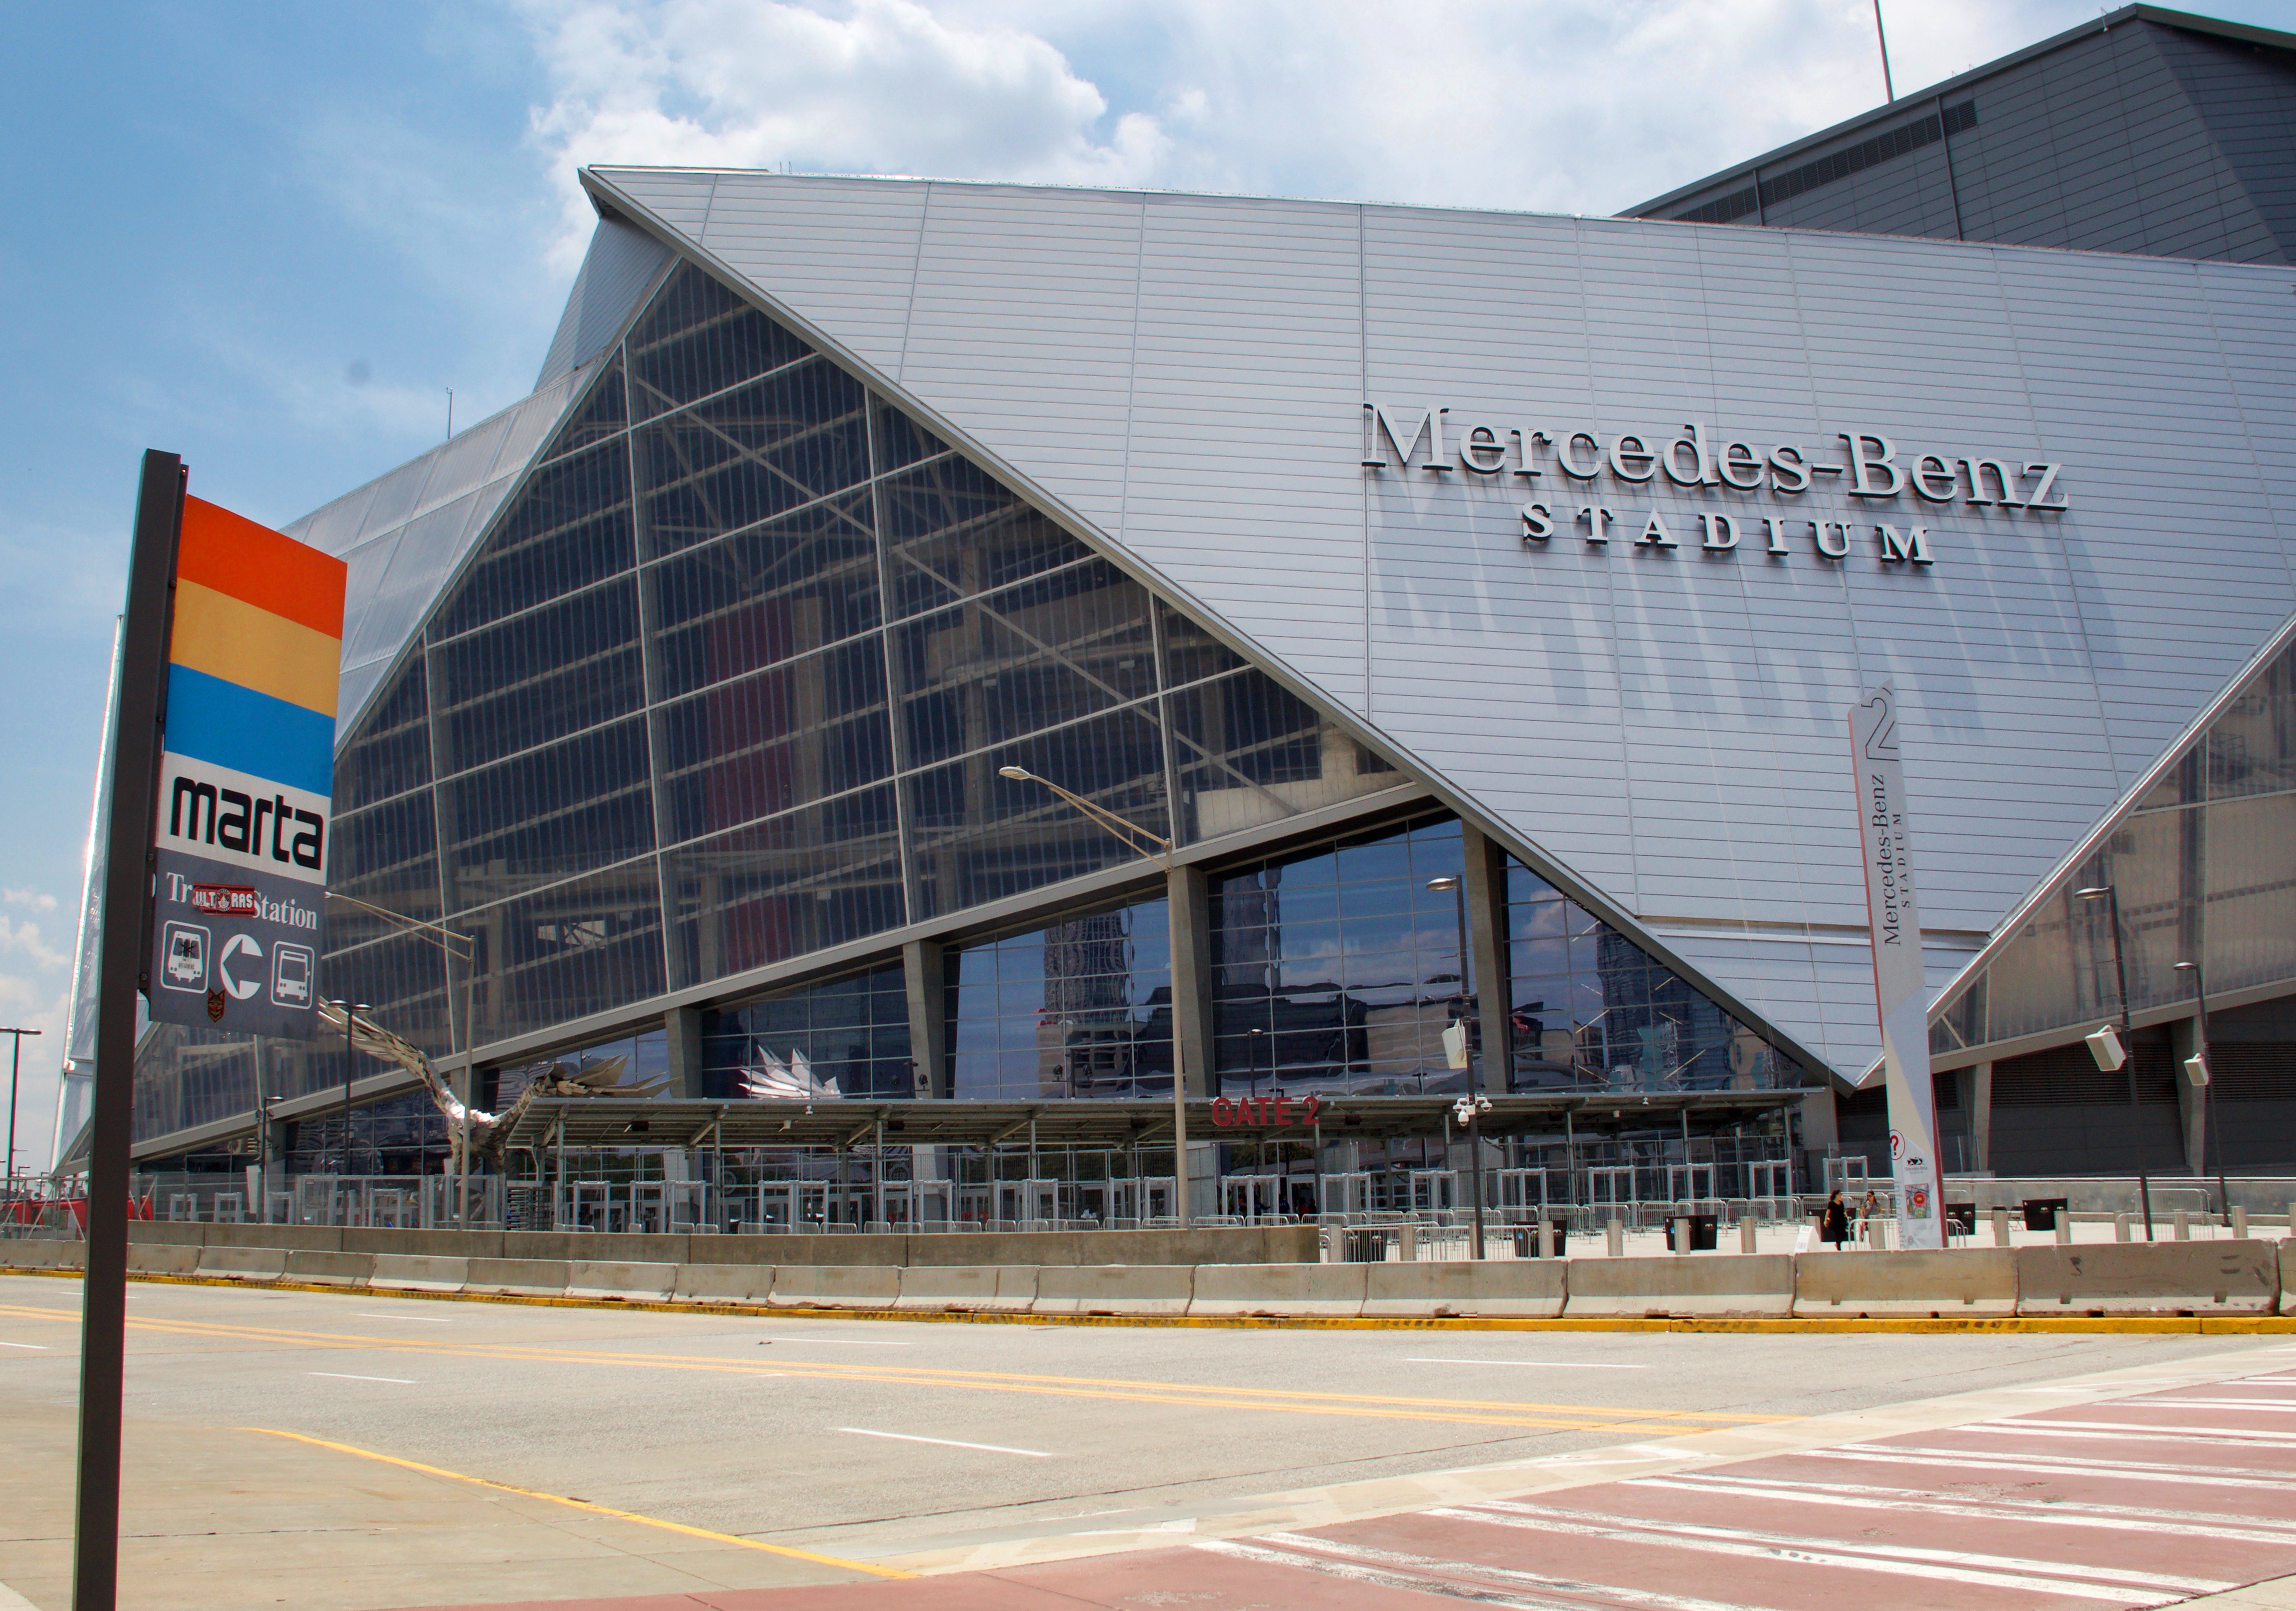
[1452,1093,1493,1260]
[998,763,1191,1228]
[325,1001,373,1181]
[1,1027,42,1200]
[2073,886,2133,1079]
[2172,960,2230,1219]
[327,893,482,1229]
[1426,875,1490,1259]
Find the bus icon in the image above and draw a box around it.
[160,922,211,992]
[271,943,315,1007]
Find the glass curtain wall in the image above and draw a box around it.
[1503,861,1784,1091]
[949,899,1173,1101]
[1207,812,1791,1097]
[136,253,1395,1142]
[1931,633,2296,1063]
[702,966,912,1101]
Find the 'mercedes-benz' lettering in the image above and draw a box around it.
[1364,403,2072,571]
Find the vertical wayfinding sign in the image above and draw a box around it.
[146,497,345,1039]
[1848,683,1945,1251]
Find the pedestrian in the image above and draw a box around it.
[1821,1189,1850,1248]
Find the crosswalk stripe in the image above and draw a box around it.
[1254,1531,1751,1611]
[1973,1420,2296,1451]
[1194,1536,1567,1609]
[1806,1445,2293,1488]
[1433,1501,2221,1602]
[1636,1472,2296,1546]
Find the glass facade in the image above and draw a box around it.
[1207,812,1791,1098]
[1931,634,2296,1063]
[1503,861,1784,1091]
[949,900,1173,1101]
[131,253,1391,1144]
[703,965,912,1102]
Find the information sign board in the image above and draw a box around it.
[144,496,345,1040]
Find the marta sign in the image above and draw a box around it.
[145,496,346,1040]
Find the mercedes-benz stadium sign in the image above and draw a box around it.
[1364,403,2069,566]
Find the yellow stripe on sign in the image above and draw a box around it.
[169,578,341,718]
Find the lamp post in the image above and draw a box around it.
[327,893,481,1229]
[2172,960,2230,1219]
[1,1027,41,1201]
[998,764,1191,1229]
[1426,875,1489,1258]
[325,1001,373,1182]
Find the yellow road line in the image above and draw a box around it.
[240,1425,913,1579]
[0,1305,1780,1431]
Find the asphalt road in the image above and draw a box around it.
[0,1273,2275,1611]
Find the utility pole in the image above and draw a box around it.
[1,1027,42,1195]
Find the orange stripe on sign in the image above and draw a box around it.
[176,496,346,640]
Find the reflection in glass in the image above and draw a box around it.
[949,901,1171,1100]
[706,966,912,1102]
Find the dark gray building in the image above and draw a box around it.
[1626,4,2296,265]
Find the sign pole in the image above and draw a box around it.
[1848,683,1946,1251]
[75,450,185,1611]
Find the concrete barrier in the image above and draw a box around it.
[565,1261,677,1302]
[1033,1264,1194,1317]
[769,1265,901,1310]
[0,1239,84,1271]
[125,1243,201,1275]
[1361,1262,1567,1319]
[461,1258,571,1299]
[1792,1249,2017,1318]
[282,1250,375,1288]
[894,1265,1038,1313]
[673,1263,774,1305]
[196,1246,287,1282]
[1564,1253,1794,1319]
[2283,1240,2296,1314]
[371,1254,468,1294]
[1191,1262,1368,1318]
[2015,1241,2282,1316]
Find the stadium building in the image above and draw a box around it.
[75,4,2296,1222]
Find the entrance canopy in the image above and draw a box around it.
[493,1091,1805,1155]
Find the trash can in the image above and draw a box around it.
[1341,1227,1391,1263]
[1510,1223,1570,1258]
[1664,1214,1718,1252]
[2021,1198,2069,1232]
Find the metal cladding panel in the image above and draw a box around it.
[591,171,2296,1076]
[281,365,589,740]
[596,167,928,378]
[536,218,672,389]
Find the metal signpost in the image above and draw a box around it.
[1848,683,1945,1252]
[74,456,345,1610]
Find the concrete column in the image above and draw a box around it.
[1970,1062,1993,1173]
[903,939,947,1099]
[665,1007,704,1100]
[1168,863,1214,1100]
[1459,823,1511,1094]
[2171,1014,2206,1176]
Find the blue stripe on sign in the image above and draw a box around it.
[164,665,336,798]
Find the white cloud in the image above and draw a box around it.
[0,916,68,975]
[522,0,1172,268]
[3,890,58,914]
[0,972,68,1172]
[517,0,2084,258]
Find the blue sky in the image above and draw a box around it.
[4,0,2291,1163]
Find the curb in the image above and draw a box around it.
[6,1265,2294,1333]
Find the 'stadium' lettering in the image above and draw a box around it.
[167,768,325,871]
